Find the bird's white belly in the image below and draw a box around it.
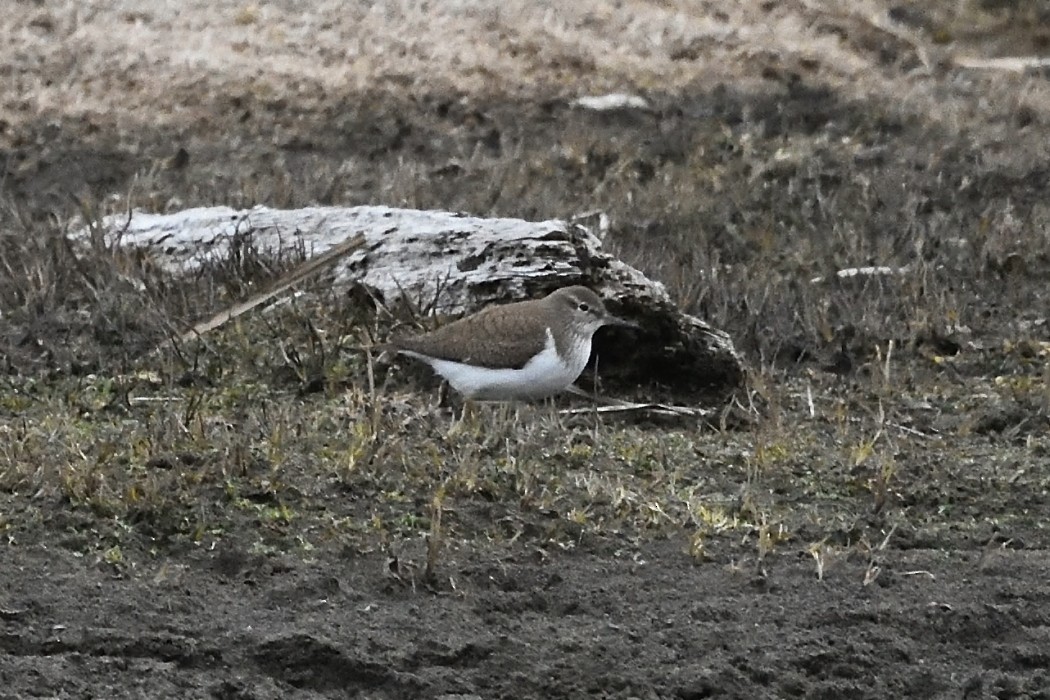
[416,331,590,401]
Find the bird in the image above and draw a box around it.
[387,286,638,401]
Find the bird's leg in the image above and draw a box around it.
[492,401,519,433]
[447,398,478,438]
[463,398,478,425]
[543,396,563,429]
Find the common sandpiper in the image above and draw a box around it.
[388,286,638,401]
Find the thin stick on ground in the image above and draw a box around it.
[173,233,367,346]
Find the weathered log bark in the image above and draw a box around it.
[87,205,745,403]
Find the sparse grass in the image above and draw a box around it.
[2,268,1044,573]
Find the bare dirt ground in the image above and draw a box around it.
[3,1,1050,698]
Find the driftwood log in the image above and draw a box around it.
[87,205,745,403]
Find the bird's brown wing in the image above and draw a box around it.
[391,303,552,370]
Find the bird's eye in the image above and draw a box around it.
[578,302,590,312]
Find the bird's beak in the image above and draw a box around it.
[605,314,640,330]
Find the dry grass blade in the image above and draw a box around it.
[953,56,1050,71]
[561,386,712,418]
[557,402,712,419]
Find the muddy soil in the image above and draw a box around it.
[5,537,1049,700]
